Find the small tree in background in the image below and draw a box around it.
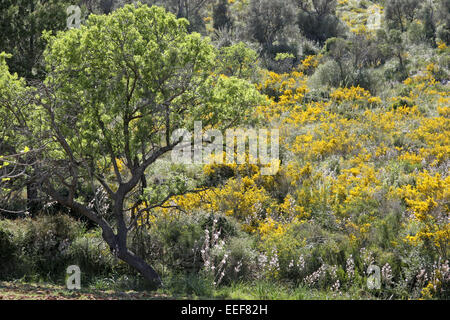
[384,0,420,32]
[296,0,344,44]
[213,0,232,31]
[0,0,73,80]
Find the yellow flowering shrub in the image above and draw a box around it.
[300,54,322,74]
[395,171,449,256]
[330,86,372,102]
[139,47,449,295]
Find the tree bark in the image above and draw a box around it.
[45,184,163,287]
[26,182,38,216]
[118,249,163,286]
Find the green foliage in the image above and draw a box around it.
[384,0,420,32]
[67,234,116,277]
[0,225,16,277]
[19,215,86,277]
[1,0,450,300]
[247,0,296,48]
[297,0,345,44]
[0,0,73,79]
[39,3,263,188]
[0,214,129,284]
[309,60,342,88]
[215,42,260,80]
[138,0,213,33]
[221,236,258,283]
[316,35,382,91]
[0,215,82,280]
[213,0,232,31]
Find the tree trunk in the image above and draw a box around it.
[118,249,163,286]
[46,186,163,287]
[99,219,163,287]
[110,193,163,287]
[26,182,38,216]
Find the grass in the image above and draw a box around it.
[0,279,374,300]
[213,281,370,300]
[0,280,172,300]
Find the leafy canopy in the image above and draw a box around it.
[41,3,263,178]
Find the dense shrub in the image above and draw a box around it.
[0,0,449,300]
[296,0,345,44]
[0,225,16,278]
[0,214,118,283]
[67,233,116,278]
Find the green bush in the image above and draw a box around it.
[309,60,342,88]
[222,236,258,283]
[0,225,16,278]
[0,214,118,283]
[128,212,211,276]
[164,273,214,298]
[18,214,85,278]
[67,233,116,279]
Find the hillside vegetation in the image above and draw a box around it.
[0,0,449,299]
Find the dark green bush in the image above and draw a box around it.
[0,214,116,282]
[67,233,116,279]
[0,225,16,278]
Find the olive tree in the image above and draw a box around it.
[0,0,74,80]
[296,0,344,44]
[385,0,420,32]
[247,0,297,50]
[0,4,263,285]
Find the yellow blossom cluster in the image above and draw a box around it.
[331,86,381,107]
[395,171,449,255]
[149,54,448,259]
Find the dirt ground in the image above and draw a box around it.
[0,281,171,300]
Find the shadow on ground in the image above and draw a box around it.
[0,281,172,300]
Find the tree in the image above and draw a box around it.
[296,0,344,44]
[247,0,297,50]
[436,0,450,45]
[136,0,213,32]
[215,42,259,80]
[323,35,382,90]
[0,4,263,285]
[436,0,450,44]
[384,0,420,32]
[418,1,437,45]
[0,0,119,216]
[385,29,409,80]
[246,0,299,71]
[80,0,117,14]
[0,53,41,216]
[0,0,72,80]
[213,0,232,31]
[323,37,350,86]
